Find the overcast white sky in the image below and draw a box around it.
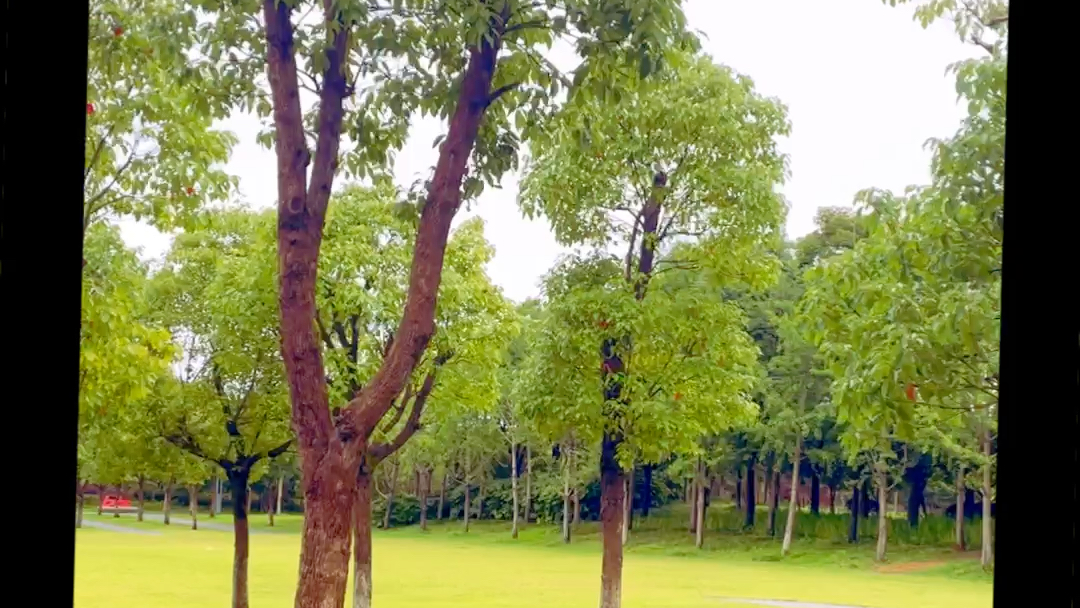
[119,0,977,303]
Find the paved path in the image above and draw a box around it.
[712,598,889,608]
[80,519,162,535]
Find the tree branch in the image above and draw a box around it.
[485,82,520,108]
[314,309,336,350]
[370,370,437,462]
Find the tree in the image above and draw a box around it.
[83,0,242,244]
[191,2,694,605]
[519,52,789,607]
[151,209,294,608]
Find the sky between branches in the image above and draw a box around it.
[117,0,978,303]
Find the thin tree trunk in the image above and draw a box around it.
[353,466,374,608]
[625,466,634,532]
[621,475,631,544]
[810,472,821,516]
[745,453,757,529]
[562,457,572,544]
[477,476,485,520]
[828,482,838,514]
[981,430,993,568]
[419,469,429,531]
[524,446,532,523]
[781,438,802,556]
[599,433,626,608]
[98,486,105,516]
[210,475,217,518]
[874,467,888,562]
[768,470,780,537]
[164,477,174,525]
[438,471,447,521]
[573,488,581,526]
[463,455,472,532]
[849,484,862,543]
[735,466,742,511]
[511,443,519,539]
[277,475,284,516]
[955,465,966,550]
[229,469,252,608]
[892,489,899,515]
[76,480,85,528]
[688,477,698,533]
[383,460,400,530]
[763,459,772,508]
[695,459,706,548]
[641,464,653,517]
[188,485,199,530]
[136,476,146,522]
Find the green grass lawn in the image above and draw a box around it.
[75,510,992,608]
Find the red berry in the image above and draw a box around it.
[114,26,124,36]
[86,103,95,115]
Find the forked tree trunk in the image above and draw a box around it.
[136,476,146,522]
[163,478,174,525]
[981,430,993,569]
[264,1,509,606]
[695,460,706,549]
[383,460,399,529]
[781,437,802,556]
[511,444,519,539]
[599,432,627,608]
[229,469,252,608]
[955,465,966,550]
[768,470,780,537]
[353,466,374,608]
[874,467,888,562]
[76,480,85,528]
[188,485,199,530]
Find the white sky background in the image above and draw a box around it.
[119,0,979,303]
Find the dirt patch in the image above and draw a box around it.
[875,560,947,574]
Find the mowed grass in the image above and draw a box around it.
[75,512,992,608]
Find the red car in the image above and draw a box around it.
[101,495,138,514]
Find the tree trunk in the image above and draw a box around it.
[695,460,706,549]
[955,465,966,550]
[641,464,653,517]
[745,453,757,529]
[734,466,742,511]
[188,485,199,530]
[511,444,519,539]
[621,475,631,544]
[438,471,447,521]
[828,481,838,514]
[562,458,572,544]
[136,476,146,522]
[981,430,993,569]
[247,489,254,515]
[524,446,533,523]
[688,477,698,533]
[768,470,780,537]
[382,460,399,530]
[463,461,471,532]
[763,459,772,508]
[874,467,888,562]
[210,475,218,518]
[573,488,582,526]
[810,473,821,516]
[419,469,429,531]
[164,478,174,525]
[848,486,861,543]
[98,487,105,516]
[76,480,85,528]
[277,475,285,516]
[599,432,626,608]
[229,469,252,608]
[353,466,374,608]
[477,476,485,521]
[781,436,803,556]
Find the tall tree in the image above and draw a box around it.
[519,51,789,608]
[194,2,693,605]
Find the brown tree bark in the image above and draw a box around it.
[954,465,966,550]
[511,444,519,538]
[230,469,252,608]
[599,432,627,608]
[164,477,174,525]
[136,476,146,522]
[277,475,285,517]
[263,0,509,602]
[189,485,199,530]
[353,465,374,608]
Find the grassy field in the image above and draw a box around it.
[75,510,992,608]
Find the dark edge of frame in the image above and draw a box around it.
[1,0,89,603]
[995,2,1079,607]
